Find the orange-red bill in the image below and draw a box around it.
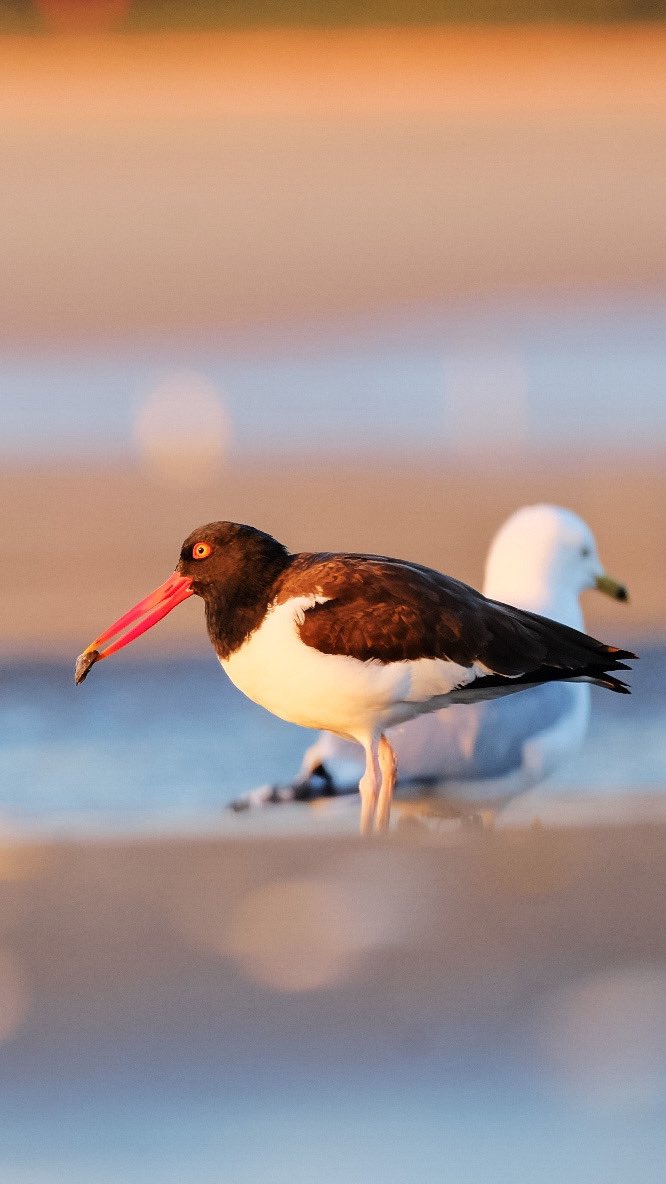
[74,571,193,684]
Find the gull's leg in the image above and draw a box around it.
[374,734,397,834]
[358,739,380,837]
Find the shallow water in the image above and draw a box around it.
[0,644,663,833]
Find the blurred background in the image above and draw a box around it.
[1,3,665,1181]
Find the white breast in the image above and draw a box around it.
[220,595,477,743]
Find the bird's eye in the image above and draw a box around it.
[192,542,212,560]
[580,546,591,558]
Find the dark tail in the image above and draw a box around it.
[459,661,633,701]
[462,598,637,702]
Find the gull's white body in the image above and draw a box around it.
[250,506,610,812]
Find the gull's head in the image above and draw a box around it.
[484,504,627,627]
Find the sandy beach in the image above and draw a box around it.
[1,817,665,1068]
[1,26,665,342]
[2,814,665,1176]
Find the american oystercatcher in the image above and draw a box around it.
[75,520,636,835]
[232,505,630,815]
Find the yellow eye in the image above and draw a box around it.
[192,542,212,560]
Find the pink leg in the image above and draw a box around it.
[374,734,397,833]
[358,739,380,837]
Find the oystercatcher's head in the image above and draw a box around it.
[176,522,289,598]
[75,521,289,684]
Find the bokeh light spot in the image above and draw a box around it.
[533,963,666,1109]
[220,856,435,994]
[225,878,358,993]
[134,371,231,487]
[0,844,48,884]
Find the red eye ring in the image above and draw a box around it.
[192,542,212,560]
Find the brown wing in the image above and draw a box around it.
[274,553,635,687]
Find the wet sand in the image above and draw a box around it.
[0,816,664,1087]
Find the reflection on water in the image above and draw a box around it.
[0,646,664,832]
